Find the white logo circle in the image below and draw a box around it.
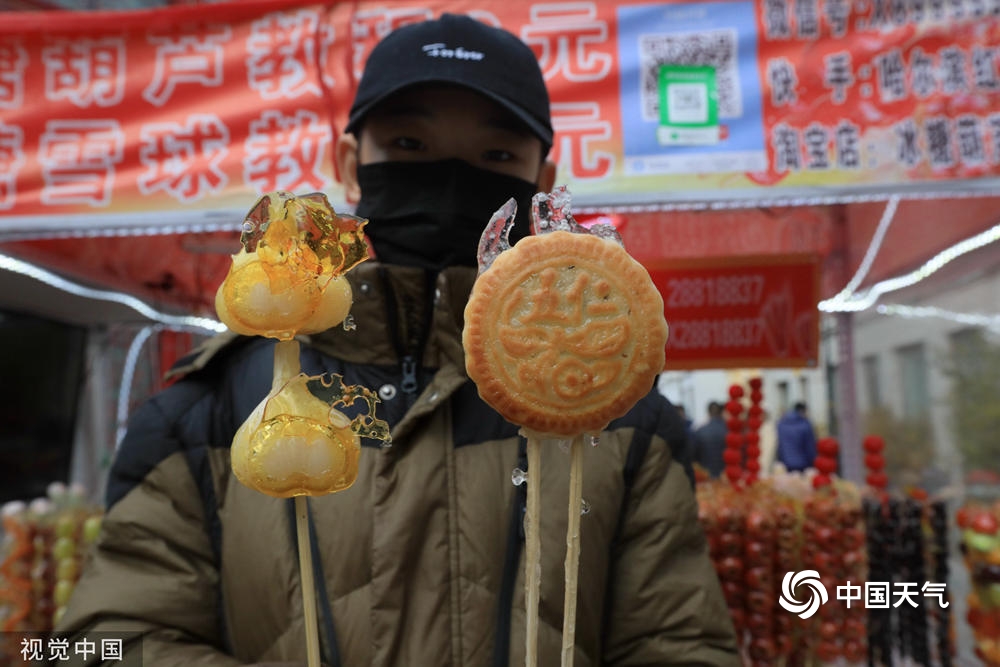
[778,570,829,619]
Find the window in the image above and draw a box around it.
[950,327,984,376]
[862,355,882,407]
[897,343,929,419]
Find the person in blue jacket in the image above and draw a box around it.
[776,401,818,472]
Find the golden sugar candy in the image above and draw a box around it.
[232,371,391,499]
[215,192,370,340]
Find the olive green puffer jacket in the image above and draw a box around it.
[57,263,739,667]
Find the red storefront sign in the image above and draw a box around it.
[648,254,821,369]
[1,0,999,238]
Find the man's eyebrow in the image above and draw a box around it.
[485,114,531,136]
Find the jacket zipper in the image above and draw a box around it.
[378,267,437,401]
[400,355,419,395]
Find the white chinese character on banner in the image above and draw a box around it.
[910,48,937,98]
[247,9,334,100]
[42,37,126,107]
[795,0,820,38]
[0,122,24,209]
[20,638,44,662]
[350,7,433,80]
[0,38,28,109]
[139,115,229,202]
[823,52,853,103]
[521,3,611,82]
[871,0,891,26]
[74,638,96,660]
[895,119,922,166]
[893,582,921,608]
[865,581,891,608]
[768,58,798,106]
[875,49,907,103]
[925,116,954,168]
[890,0,909,24]
[244,109,332,194]
[143,26,232,107]
[48,637,70,661]
[836,581,862,608]
[771,124,801,172]
[824,0,850,36]
[101,638,123,661]
[956,115,985,165]
[972,47,1000,91]
[939,46,968,94]
[764,0,791,37]
[550,101,613,179]
[803,124,830,169]
[39,119,125,206]
[922,581,950,608]
[835,120,861,169]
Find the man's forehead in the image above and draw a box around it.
[367,84,532,135]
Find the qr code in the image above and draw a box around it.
[668,83,708,123]
[639,29,741,121]
[672,86,704,111]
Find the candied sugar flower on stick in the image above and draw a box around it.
[463,189,668,667]
[215,192,390,667]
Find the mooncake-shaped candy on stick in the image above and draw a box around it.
[463,188,668,667]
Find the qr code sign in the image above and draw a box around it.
[639,29,741,121]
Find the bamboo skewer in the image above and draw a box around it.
[273,340,321,667]
[525,435,542,667]
[561,435,584,667]
[295,496,321,667]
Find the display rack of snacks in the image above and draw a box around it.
[0,484,103,663]
[958,499,1000,665]
[698,454,957,666]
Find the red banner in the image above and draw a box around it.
[1,0,999,238]
[649,255,821,369]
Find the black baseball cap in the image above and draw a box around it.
[346,13,553,149]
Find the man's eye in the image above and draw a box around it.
[483,149,514,162]
[392,137,425,151]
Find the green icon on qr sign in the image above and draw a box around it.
[657,65,720,146]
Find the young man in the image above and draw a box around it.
[693,401,728,478]
[56,15,739,666]
[776,401,818,472]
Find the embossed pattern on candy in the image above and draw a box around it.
[463,186,668,439]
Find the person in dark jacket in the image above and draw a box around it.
[55,14,739,667]
[776,401,818,472]
[693,401,727,478]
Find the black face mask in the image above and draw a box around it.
[354,159,539,271]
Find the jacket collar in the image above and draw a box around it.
[305,261,476,372]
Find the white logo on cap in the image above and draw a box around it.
[422,43,484,60]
